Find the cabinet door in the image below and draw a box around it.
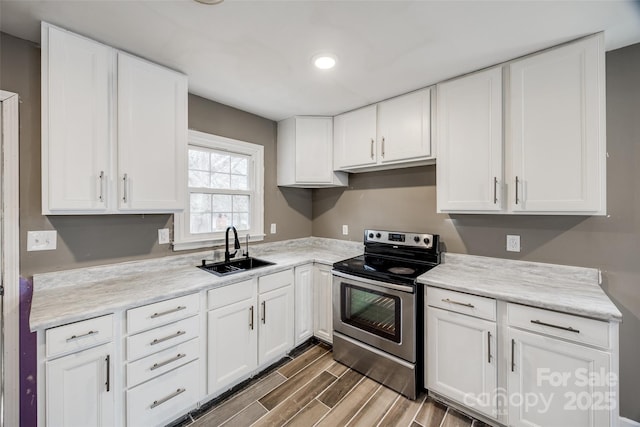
[207,298,257,394]
[46,342,115,427]
[117,52,187,212]
[334,105,378,169]
[43,24,111,213]
[427,307,497,419]
[258,284,294,365]
[507,328,612,427]
[509,34,605,214]
[377,88,432,163]
[313,264,333,343]
[294,264,314,346]
[295,117,334,184]
[437,68,503,212]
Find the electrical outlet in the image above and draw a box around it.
[158,228,170,245]
[27,230,57,251]
[342,225,349,235]
[506,235,521,252]
[270,223,277,234]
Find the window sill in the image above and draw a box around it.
[172,234,266,252]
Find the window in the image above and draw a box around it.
[173,130,264,250]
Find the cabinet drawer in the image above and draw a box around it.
[127,315,199,361]
[258,269,294,294]
[427,287,496,321]
[127,293,199,334]
[507,303,610,349]
[46,314,114,358]
[208,279,256,310]
[127,338,200,388]
[127,360,199,427]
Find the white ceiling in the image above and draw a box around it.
[2,0,640,121]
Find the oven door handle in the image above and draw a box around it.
[331,270,415,293]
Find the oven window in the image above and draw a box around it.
[341,283,401,343]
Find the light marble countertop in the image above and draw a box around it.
[417,253,622,322]
[30,237,363,331]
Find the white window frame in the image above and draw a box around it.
[173,129,265,251]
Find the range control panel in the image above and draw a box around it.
[364,229,436,249]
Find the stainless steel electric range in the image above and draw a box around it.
[332,229,441,399]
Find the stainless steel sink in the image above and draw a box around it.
[198,257,275,276]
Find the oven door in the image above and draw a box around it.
[332,270,416,362]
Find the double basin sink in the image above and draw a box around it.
[198,256,275,276]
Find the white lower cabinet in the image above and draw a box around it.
[46,342,115,427]
[207,281,258,394]
[313,264,333,343]
[427,307,497,418]
[258,270,295,365]
[294,264,314,346]
[127,360,200,427]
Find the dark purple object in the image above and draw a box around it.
[19,277,37,427]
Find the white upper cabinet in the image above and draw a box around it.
[509,34,606,214]
[334,90,434,172]
[42,24,112,213]
[437,34,606,215]
[117,53,187,211]
[377,88,432,164]
[277,116,347,187]
[436,67,503,212]
[334,105,378,169]
[41,22,187,214]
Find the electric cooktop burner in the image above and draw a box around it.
[333,229,441,286]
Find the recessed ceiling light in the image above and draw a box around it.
[194,0,224,4]
[313,54,337,70]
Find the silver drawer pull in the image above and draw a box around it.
[150,330,186,346]
[442,298,475,308]
[531,319,580,334]
[150,306,187,319]
[150,353,186,371]
[66,330,98,341]
[150,388,185,409]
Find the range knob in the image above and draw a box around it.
[413,236,420,243]
[368,233,374,239]
[375,233,381,238]
[423,237,431,245]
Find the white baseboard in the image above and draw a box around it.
[620,417,640,427]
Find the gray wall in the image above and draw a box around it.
[313,43,640,422]
[0,32,312,277]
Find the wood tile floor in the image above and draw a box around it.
[178,342,488,427]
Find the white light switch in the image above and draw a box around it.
[27,230,57,251]
[270,223,277,234]
[158,228,170,245]
[506,235,521,252]
[342,225,349,235]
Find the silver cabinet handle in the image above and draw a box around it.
[487,331,492,364]
[99,171,104,202]
[441,298,474,308]
[66,330,98,341]
[105,354,110,392]
[150,388,185,409]
[531,319,580,334]
[511,339,516,372]
[150,353,186,371]
[370,138,374,159]
[150,330,186,346]
[493,177,498,204]
[150,306,186,319]
[261,301,266,324]
[381,137,385,158]
[249,306,254,330]
[122,173,128,203]
[515,176,519,205]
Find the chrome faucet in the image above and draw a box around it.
[224,226,241,262]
